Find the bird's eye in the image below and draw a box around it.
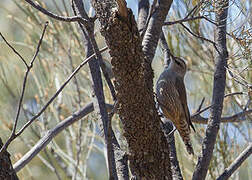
[174,60,183,67]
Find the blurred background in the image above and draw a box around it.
[0,0,251,179]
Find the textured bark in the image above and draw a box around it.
[137,0,149,35]
[92,1,172,179]
[142,0,173,64]
[0,138,19,180]
[192,1,229,179]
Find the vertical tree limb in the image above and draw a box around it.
[159,31,172,67]
[192,1,229,179]
[137,0,149,35]
[92,0,172,178]
[73,1,128,179]
[141,0,173,64]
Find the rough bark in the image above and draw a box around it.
[92,0,172,179]
[192,1,229,179]
[0,138,19,180]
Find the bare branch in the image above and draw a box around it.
[13,102,113,172]
[0,45,108,156]
[192,1,229,179]
[137,0,149,35]
[0,32,28,68]
[192,109,252,124]
[73,1,121,179]
[192,92,244,118]
[160,30,172,67]
[216,143,252,180]
[141,0,173,64]
[164,16,217,26]
[180,22,218,52]
[0,22,48,156]
[24,0,88,25]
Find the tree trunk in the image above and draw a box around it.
[91,1,172,179]
[0,138,19,180]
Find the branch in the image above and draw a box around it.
[73,1,121,179]
[137,0,149,35]
[216,143,252,180]
[160,30,172,67]
[13,102,113,172]
[141,0,173,64]
[180,22,218,52]
[0,44,108,156]
[0,22,48,156]
[0,32,28,68]
[192,1,229,179]
[92,0,172,178]
[191,92,245,120]
[164,16,217,26]
[162,119,183,180]
[24,0,88,25]
[192,109,252,124]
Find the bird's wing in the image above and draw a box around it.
[156,78,181,121]
[175,77,196,132]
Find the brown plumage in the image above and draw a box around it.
[156,56,195,154]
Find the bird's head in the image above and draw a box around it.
[168,56,187,77]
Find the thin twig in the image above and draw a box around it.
[196,97,205,112]
[0,22,48,156]
[164,16,217,26]
[0,32,29,68]
[192,92,244,117]
[24,0,88,25]
[0,46,108,156]
[216,143,252,180]
[192,109,252,124]
[180,22,219,53]
[185,0,205,19]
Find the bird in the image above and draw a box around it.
[156,56,195,155]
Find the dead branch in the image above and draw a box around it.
[24,0,88,25]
